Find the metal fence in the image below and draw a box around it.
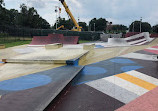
[0,25,102,43]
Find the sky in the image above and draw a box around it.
[3,0,158,27]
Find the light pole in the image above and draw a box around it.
[55,6,58,30]
[133,22,135,32]
[94,23,95,32]
[140,17,142,32]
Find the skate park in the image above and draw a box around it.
[1,0,158,111]
[1,32,158,111]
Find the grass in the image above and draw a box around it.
[0,40,91,48]
[79,40,91,44]
[0,40,31,48]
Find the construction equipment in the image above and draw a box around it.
[57,25,64,30]
[59,0,82,32]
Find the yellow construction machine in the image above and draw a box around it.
[59,0,82,31]
[57,25,65,30]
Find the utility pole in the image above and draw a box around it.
[140,17,142,32]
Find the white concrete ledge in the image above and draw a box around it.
[45,43,63,50]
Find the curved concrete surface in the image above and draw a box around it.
[29,34,79,46]
[108,38,130,46]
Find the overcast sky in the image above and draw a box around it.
[4,0,158,27]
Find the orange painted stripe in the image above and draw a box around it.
[115,73,157,90]
[0,63,4,66]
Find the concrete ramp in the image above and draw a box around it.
[107,32,154,46]
[108,38,130,46]
[125,32,140,37]
[29,36,52,45]
[0,65,84,111]
[2,49,89,65]
[62,36,79,44]
[125,32,154,45]
[29,34,79,46]
[48,34,64,44]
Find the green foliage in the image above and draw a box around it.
[111,25,128,33]
[89,18,107,31]
[0,32,8,37]
[129,21,151,32]
[79,22,88,31]
[0,0,4,6]
[152,25,158,33]
[0,3,50,29]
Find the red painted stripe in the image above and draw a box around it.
[125,32,140,38]
[150,34,158,38]
[116,87,158,111]
[144,49,158,54]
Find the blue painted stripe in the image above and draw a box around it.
[0,75,52,91]
[110,58,135,64]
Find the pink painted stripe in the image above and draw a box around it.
[152,46,158,49]
[116,87,158,111]
[144,49,158,54]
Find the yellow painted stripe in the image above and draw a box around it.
[115,73,157,90]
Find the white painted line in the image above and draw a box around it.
[128,38,146,45]
[125,33,144,41]
[103,76,148,96]
[126,70,158,86]
[147,48,158,51]
[119,53,158,61]
[134,40,148,45]
[86,78,139,104]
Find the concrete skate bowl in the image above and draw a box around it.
[125,32,154,45]
[29,34,79,46]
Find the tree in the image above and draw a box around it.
[111,25,128,33]
[152,25,158,33]
[0,0,4,6]
[129,21,151,32]
[79,22,88,31]
[89,18,107,31]
[19,4,50,29]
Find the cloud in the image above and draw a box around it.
[26,0,46,8]
[70,0,82,8]
[4,0,158,26]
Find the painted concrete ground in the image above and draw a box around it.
[45,45,158,111]
[0,39,158,111]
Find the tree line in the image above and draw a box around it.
[0,1,50,29]
[129,21,158,33]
